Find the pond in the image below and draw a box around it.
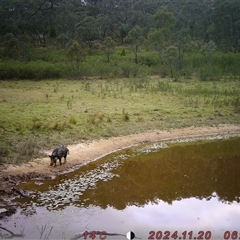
[1,136,240,240]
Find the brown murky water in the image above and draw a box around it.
[1,136,240,240]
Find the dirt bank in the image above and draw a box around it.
[1,124,240,208]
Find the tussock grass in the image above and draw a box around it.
[88,113,105,125]
[0,77,240,165]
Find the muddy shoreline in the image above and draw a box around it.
[1,124,240,213]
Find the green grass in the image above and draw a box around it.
[0,77,240,165]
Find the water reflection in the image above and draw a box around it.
[6,196,240,239]
[4,137,240,239]
[82,137,240,209]
[19,137,240,211]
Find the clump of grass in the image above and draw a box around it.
[157,81,172,92]
[88,113,104,125]
[48,121,68,131]
[19,138,39,157]
[136,116,144,122]
[69,116,77,125]
[1,97,7,102]
[60,94,65,101]
[233,96,240,113]
[122,108,130,121]
[31,118,70,132]
[83,81,91,91]
[0,147,9,165]
[31,118,44,130]
[53,83,59,93]
[132,76,150,90]
[66,97,73,109]
[183,98,200,108]
[107,117,112,123]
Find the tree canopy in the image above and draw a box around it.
[0,0,239,53]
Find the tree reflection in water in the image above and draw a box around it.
[18,137,240,211]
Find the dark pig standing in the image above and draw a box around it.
[49,146,69,166]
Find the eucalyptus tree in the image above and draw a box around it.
[67,40,86,76]
[97,0,137,43]
[172,30,193,72]
[133,0,160,15]
[102,36,116,62]
[2,33,20,59]
[56,34,70,49]
[0,0,26,36]
[209,0,240,52]
[54,0,85,40]
[75,16,100,48]
[162,45,178,78]
[23,0,60,40]
[147,7,176,62]
[198,40,218,81]
[169,0,213,42]
[96,14,110,41]
[27,6,54,46]
[124,26,145,63]
[127,10,154,37]
[0,0,60,46]
[147,7,178,78]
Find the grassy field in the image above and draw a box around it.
[0,76,240,165]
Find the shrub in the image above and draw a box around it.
[138,53,159,67]
[119,61,143,78]
[120,48,126,56]
[95,61,112,79]
[0,60,67,80]
[198,66,222,81]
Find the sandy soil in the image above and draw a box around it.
[0,124,240,208]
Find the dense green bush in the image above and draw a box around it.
[0,61,67,80]
[1,47,240,80]
[198,66,222,81]
[137,52,159,67]
[214,52,240,76]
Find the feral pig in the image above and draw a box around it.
[49,146,69,167]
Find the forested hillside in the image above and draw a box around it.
[1,0,240,80]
